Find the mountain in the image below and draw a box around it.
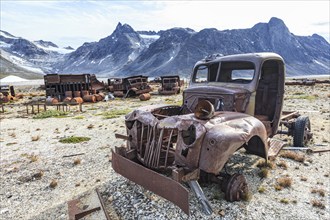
[0,30,73,78]
[53,22,159,74]
[1,17,329,79]
[0,49,45,79]
[54,17,329,77]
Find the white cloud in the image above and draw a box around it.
[0,1,329,48]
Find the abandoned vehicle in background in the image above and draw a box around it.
[158,75,183,95]
[0,85,15,103]
[44,74,105,101]
[108,75,152,98]
[112,53,313,215]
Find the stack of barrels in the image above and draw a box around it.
[63,90,105,104]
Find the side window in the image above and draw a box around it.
[194,65,208,83]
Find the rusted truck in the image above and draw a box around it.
[112,53,312,215]
[44,74,105,101]
[158,75,182,95]
[108,75,152,98]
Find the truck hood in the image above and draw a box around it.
[183,86,251,113]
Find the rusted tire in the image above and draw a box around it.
[293,116,311,147]
[224,174,248,202]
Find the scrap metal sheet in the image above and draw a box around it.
[112,150,190,215]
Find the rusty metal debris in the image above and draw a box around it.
[112,147,190,215]
[25,101,83,114]
[285,78,330,86]
[158,75,183,95]
[221,173,248,202]
[194,100,214,119]
[44,74,105,102]
[25,101,46,114]
[68,189,110,220]
[139,93,151,101]
[112,53,314,215]
[0,85,16,103]
[108,75,152,98]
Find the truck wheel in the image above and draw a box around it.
[293,116,311,147]
[222,173,248,202]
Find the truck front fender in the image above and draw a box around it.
[199,115,268,174]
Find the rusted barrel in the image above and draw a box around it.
[65,91,73,98]
[83,95,96,103]
[15,93,24,99]
[46,97,59,105]
[71,97,84,104]
[81,90,89,97]
[73,91,81,97]
[63,97,72,104]
[7,95,14,101]
[94,93,105,101]
[139,93,151,101]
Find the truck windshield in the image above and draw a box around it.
[193,61,255,84]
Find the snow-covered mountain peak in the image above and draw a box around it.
[0,30,18,39]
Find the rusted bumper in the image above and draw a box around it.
[111,149,190,215]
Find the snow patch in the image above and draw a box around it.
[0,75,28,83]
[139,34,160,39]
[313,60,328,69]
[0,41,12,48]
[33,42,73,54]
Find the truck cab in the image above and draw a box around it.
[184,53,285,137]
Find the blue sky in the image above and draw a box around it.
[1,1,329,48]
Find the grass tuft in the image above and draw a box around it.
[256,159,275,169]
[280,151,305,163]
[33,110,68,119]
[50,179,58,188]
[97,108,132,119]
[73,158,81,165]
[241,191,252,202]
[277,161,288,169]
[274,184,283,191]
[311,188,326,197]
[311,199,325,209]
[59,136,90,144]
[72,115,85,119]
[300,176,308,181]
[276,177,292,188]
[280,198,289,204]
[32,170,44,179]
[258,168,269,178]
[258,186,266,193]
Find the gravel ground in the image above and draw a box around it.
[0,83,329,220]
